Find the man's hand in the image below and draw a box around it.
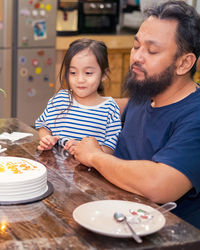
[38,135,59,151]
[74,137,103,167]
[64,139,79,155]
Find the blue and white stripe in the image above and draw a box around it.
[35,90,121,150]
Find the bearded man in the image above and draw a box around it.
[74,0,200,229]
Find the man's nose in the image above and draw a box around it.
[130,47,145,64]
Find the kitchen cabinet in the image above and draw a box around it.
[56,35,133,98]
[104,49,130,97]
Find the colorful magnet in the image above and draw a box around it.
[34,3,40,9]
[45,4,52,11]
[40,4,45,9]
[32,10,38,16]
[22,36,29,43]
[20,9,31,16]
[46,58,52,65]
[32,59,39,67]
[44,75,49,81]
[35,67,42,74]
[27,88,36,97]
[49,83,54,88]
[28,75,34,82]
[19,56,27,65]
[33,20,47,40]
[40,10,46,16]
[20,68,28,77]
[37,50,45,56]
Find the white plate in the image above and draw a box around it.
[73,200,166,238]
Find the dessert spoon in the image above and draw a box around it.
[114,212,142,243]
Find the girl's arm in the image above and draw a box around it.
[101,145,113,154]
[38,127,51,140]
[38,127,59,151]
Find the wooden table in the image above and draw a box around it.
[0,118,200,250]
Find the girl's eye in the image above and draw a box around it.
[85,72,93,75]
[69,71,76,75]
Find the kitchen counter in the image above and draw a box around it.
[56,33,134,50]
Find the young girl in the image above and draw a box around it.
[35,38,121,155]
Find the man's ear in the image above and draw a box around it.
[176,53,196,75]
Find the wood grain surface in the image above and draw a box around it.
[0,118,200,250]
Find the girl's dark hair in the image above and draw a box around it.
[144,0,200,75]
[59,38,110,94]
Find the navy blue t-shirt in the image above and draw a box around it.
[114,88,200,229]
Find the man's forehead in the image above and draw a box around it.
[136,16,178,45]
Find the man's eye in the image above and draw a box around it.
[149,50,158,54]
[133,46,139,50]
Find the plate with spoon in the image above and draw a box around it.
[73,200,176,239]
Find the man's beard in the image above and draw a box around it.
[123,62,176,104]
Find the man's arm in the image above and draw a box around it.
[74,137,192,204]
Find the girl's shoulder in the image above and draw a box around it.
[100,97,120,114]
[53,89,70,100]
[56,89,70,96]
[103,97,120,108]
[48,89,71,106]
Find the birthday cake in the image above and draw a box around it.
[0,156,48,202]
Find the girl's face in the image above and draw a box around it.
[68,48,105,104]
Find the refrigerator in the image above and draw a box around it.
[0,0,57,126]
[0,0,12,118]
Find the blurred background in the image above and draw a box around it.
[0,0,199,126]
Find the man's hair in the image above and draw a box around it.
[144,0,200,75]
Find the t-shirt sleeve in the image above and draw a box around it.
[35,98,53,131]
[103,101,122,150]
[153,119,200,194]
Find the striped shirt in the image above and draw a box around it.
[35,90,121,150]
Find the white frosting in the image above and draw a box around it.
[0,157,47,201]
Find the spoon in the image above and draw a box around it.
[155,202,177,214]
[114,212,142,243]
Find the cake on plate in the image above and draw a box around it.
[0,156,48,202]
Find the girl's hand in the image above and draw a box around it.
[64,139,79,155]
[38,135,60,151]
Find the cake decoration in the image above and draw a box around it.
[0,156,48,202]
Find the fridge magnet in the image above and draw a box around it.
[0,89,6,97]
[20,68,28,77]
[27,88,36,97]
[20,8,31,17]
[19,56,27,65]
[33,20,47,40]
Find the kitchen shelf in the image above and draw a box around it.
[56,34,133,50]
